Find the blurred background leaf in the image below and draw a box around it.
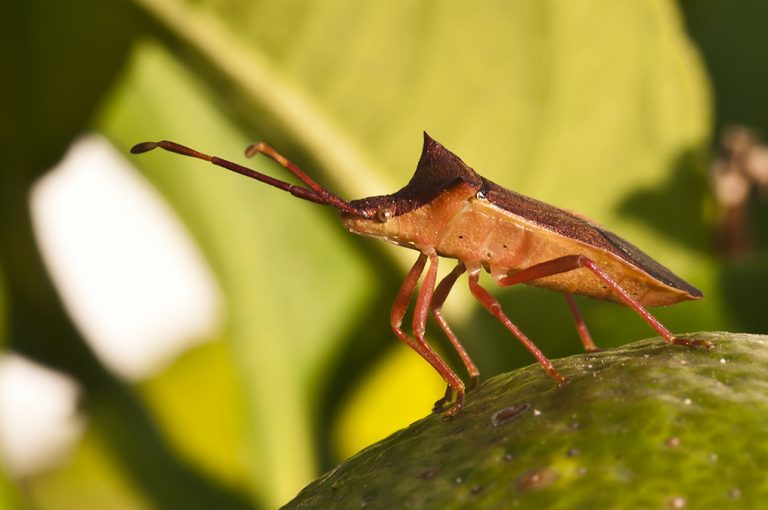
[680,0,768,335]
[0,271,18,509]
[1,0,766,509]
[680,0,768,136]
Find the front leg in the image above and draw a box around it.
[390,253,466,416]
[430,262,480,392]
[468,269,567,384]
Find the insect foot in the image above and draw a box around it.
[671,336,715,349]
[433,389,465,418]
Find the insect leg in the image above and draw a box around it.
[564,294,599,352]
[391,253,466,416]
[430,262,480,398]
[498,255,712,349]
[575,257,712,348]
[467,270,567,384]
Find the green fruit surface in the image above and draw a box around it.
[284,333,768,509]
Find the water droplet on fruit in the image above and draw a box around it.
[361,492,376,507]
[417,468,438,480]
[516,467,558,492]
[668,496,687,508]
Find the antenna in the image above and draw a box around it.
[130,140,367,216]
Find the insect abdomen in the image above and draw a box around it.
[436,197,693,307]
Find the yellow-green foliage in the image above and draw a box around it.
[6,1,755,509]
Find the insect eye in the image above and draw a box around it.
[376,208,393,223]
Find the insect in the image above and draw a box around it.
[131,133,708,416]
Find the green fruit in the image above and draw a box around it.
[284,333,768,509]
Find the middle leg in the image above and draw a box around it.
[431,262,479,386]
[564,293,599,352]
[467,269,567,384]
[429,262,482,411]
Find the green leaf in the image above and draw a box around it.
[100,42,377,506]
[0,0,142,176]
[24,428,152,510]
[139,339,249,490]
[99,1,714,506]
[0,270,11,509]
[681,0,768,136]
[0,475,19,510]
[3,0,730,508]
[0,265,5,350]
[284,333,767,509]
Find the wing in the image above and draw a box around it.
[482,178,703,298]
